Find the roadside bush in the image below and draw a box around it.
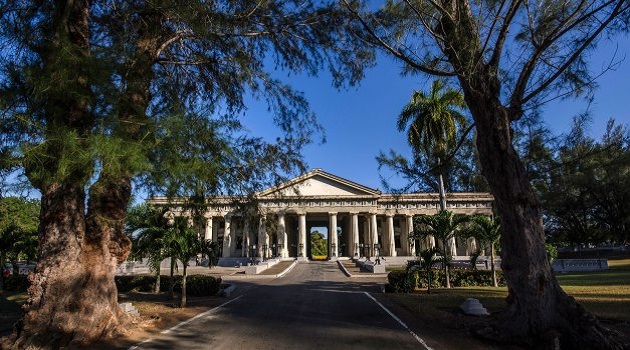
[3,274,30,292]
[184,275,222,296]
[387,270,418,293]
[416,269,441,289]
[415,269,505,288]
[116,274,222,296]
[115,275,155,292]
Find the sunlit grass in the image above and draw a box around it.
[387,258,630,322]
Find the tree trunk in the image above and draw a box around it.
[169,258,176,299]
[154,272,161,294]
[462,80,623,349]
[490,243,497,288]
[441,239,451,288]
[180,265,187,308]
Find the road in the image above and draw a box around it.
[130,261,434,350]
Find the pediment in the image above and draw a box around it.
[257,169,380,198]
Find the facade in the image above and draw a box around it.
[149,169,494,262]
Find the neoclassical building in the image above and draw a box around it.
[149,169,494,262]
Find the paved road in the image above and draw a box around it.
[130,261,432,350]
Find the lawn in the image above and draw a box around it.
[382,258,630,348]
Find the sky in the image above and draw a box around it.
[242,36,630,192]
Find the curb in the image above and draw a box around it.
[221,260,298,280]
[337,259,388,278]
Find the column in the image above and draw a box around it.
[370,213,378,257]
[258,218,266,258]
[351,213,359,258]
[204,216,213,241]
[328,212,338,259]
[242,221,250,257]
[404,214,414,256]
[277,214,288,258]
[222,216,232,258]
[448,236,457,257]
[466,237,478,256]
[385,214,396,257]
[298,212,306,259]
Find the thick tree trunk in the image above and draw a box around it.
[462,80,624,349]
[11,182,131,349]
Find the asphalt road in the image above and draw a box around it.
[129,261,433,350]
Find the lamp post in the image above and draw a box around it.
[358,243,364,258]
[272,243,277,258]
[262,244,268,261]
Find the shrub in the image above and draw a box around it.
[115,275,155,292]
[184,275,222,296]
[3,274,30,292]
[415,269,506,288]
[116,274,221,296]
[387,270,418,293]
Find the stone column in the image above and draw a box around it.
[385,214,396,257]
[298,212,307,260]
[328,212,338,260]
[466,237,478,256]
[448,236,457,257]
[222,216,232,258]
[370,213,378,257]
[204,216,213,241]
[277,214,288,258]
[242,221,250,257]
[351,213,359,258]
[258,218,266,258]
[404,214,414,256]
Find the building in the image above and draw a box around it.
[149,169,493,264]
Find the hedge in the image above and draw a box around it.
[115,274,222,296]
[2,274,30,292]
[387,269,505,292]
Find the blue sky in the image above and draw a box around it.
[242,36,630,192]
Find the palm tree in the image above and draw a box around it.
[397,79,467,211]
[411,247,442,294]
[467,215,501,287]
[167,219,219,308]
[126,204,172,294]
[412,210,469,288]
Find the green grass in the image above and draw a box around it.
[387,258,630,323]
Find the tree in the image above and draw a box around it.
[1,1,372,347]
[467,215,501,287]
[411,247,442,294]
[348,1,630,347]
[126,204,172,294]
[412,210,469,288]
[0,197,39,291]
[166,219,218,308]
[397,79,468,210]
[542,118,630,247]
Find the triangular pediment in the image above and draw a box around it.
[257,169,380,198]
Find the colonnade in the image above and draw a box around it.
[201,210,480,259]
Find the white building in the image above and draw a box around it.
[149,169,494,265]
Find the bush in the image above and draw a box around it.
[3,274,30,292]
[116,274,222,296]
[115,275,156,292]
[387,270,418,293]
[419,269,506,288]
[416,269,442,289]
[184,275,222,297]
